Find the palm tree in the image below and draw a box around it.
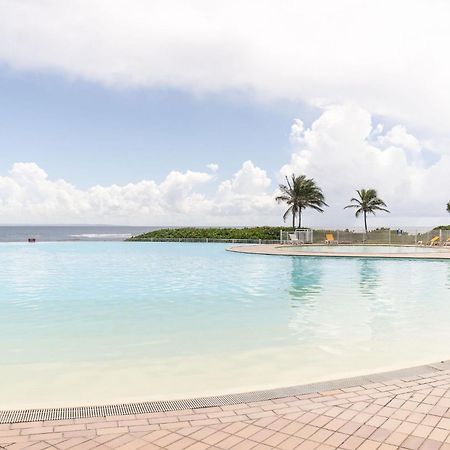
[447,201,450,213]
[276,174,328,229]
[344,189,390,233]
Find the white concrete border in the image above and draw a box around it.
[227,244,450,260]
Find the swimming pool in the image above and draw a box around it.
[1,242,449,409]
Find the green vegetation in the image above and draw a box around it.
[128,226,293,241]
[447,201,450,214]
[344,189,389,233]
[275,174,327,228]
[129,225,448,241]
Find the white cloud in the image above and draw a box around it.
[0,161,276,225]
[378,125,421,154]
[216,160,274,216]
[281,104,450,228]
[289,119,304,143]
[206,163,219,172]
[218,161,270,196]
[0,163,214,224]
[0,162,90,217]
[159,170,212,210]
[1,0,450,136]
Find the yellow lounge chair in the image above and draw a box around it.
[444,237,450,246]
[427,236,440,246]
[325,233,337,244]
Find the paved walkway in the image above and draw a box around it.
[227,244,450,259]
[2,367,450,449]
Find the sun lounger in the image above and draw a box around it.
[443,237,450,246]
[427,236,440,246]
[325,233,337,244]
[288,233,304,245]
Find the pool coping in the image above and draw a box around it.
[226,244,450,259]
[2,360,450,424]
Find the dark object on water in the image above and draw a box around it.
[28,238,36,243]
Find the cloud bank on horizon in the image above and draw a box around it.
[1,104,448,226]
[0,0,448,226]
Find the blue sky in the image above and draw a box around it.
[0,66,318,189]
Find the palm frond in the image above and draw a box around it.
[275,174,328,227]
[282,205,294,222]
[344,188,389,220]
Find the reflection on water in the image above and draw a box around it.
[447,263,450,290]
[287,257,324,344]
[358,258,397,340]
[358,259,380,299]
[288,257,323,306]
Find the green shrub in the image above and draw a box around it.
[127,226,293,241]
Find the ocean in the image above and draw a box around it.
[0,225,161,242]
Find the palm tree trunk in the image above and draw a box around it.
[298,211,302,229]
[364,211,368,233]
[292,211,296,230]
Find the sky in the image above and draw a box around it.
[0,0,449,227]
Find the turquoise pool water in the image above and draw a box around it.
[1,242,449,409]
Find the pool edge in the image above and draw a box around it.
[226,244,450,259]
[2,360,450,424]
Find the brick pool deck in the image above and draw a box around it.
[227,244,450,259]
[3,363,450,449]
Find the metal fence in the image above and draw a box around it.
[278,228,314,244]
[133,229,450,246]
[130,237,282,244]
[280,229,450,245]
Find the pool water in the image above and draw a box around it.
[0,242,449,409]
[286,245,450,254]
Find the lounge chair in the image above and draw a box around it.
[288,233,304,245]
[427,236,440,246]
[443,237,450,246]
[325,233,337,245]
